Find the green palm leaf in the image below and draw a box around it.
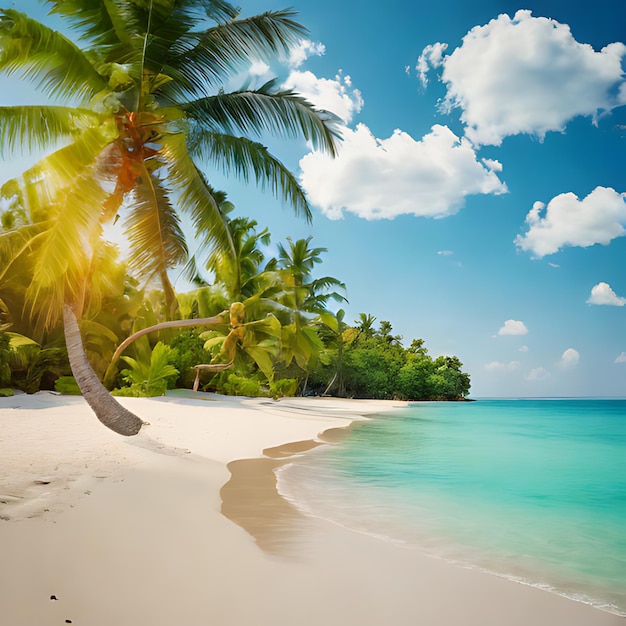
[0,222,50,284]
[161,10,308,98]
[160,132,234,257]
[0,9,108,103]
[47,0,141,48]
[190,131,313,221]
[0,105,101,156]
[4,124,115,214]
[183,82,340,155]
[123,170,188,282]
[27,170,109,329]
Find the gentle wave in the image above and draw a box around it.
[275,399,626,615]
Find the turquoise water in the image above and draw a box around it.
[276,399,626,614]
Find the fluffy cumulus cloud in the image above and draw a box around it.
[615,352,626,364]
[560,348,580,369]
[587,282,626,306]
[515,187,626,257]
[419,10,626,146]
[282,69,363,125]
[497,319,528,336]
[299,124,507,220]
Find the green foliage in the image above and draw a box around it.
[0,387,13,397]
[169,330,215,388]
[0,1,340,330]
[343,345,403,399]
[111,385,150,398]
[0,332,10,387]
[217,373,263,397]
[5,333,69,393]
[269,378,298,399]
[117,341,178,397]
[310,318,471,401]
[54,375,81,395]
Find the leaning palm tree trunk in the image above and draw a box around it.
[63,304,144,436]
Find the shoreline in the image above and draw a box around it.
[1,391,624,625]
[223,409,626,618]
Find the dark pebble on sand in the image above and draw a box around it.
[50,595,57,601]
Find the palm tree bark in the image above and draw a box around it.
[63,304,144,436]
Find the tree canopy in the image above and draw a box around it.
[0,1,471,421]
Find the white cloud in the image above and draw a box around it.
[515,187,626,257]
[519,345,529,352]
[422,10,626,146]
[299,124,507,220]
[437,250,453,256]
[497,319,528,336]
[287,40,326,68]
[248,60,270,77]
[282,69,363,124]
[416,42,448,87]
[615,352,626,363]
[485,361,520,372]
[560,348,580,369]
[481,158,503,173]
[526,367,549,381]
[587,282,626,306]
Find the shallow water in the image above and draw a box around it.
[276,399,626,614]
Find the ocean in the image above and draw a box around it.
[276,399,626,614]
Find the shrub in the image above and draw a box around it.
[269,378,298,399]
[218,374,263,397]
[169,330,215,388]
[111,386,149,398]
[0,333,10,387]
[54,376,81,395]
[116,342,178,397]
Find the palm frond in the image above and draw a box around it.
[183,82,341,156]
[27,169,109,329]
[6,124,115,213]
[188,0,240,23]
[0,105,101,156]
[160,10,308,98]
[0,9,109,103]
[46,0,140,47]
[0,222,50,284]
[189,131,313,221]
[309,276,347,293]
[122,169,188,282]
[159,132,234,258]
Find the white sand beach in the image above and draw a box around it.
[0,391,624,626]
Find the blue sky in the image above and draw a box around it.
[2,0,626,397]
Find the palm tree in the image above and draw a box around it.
[204,203,274,304]
[318,308,350,396]
[273,237,346,388]
[275,236,347,317]
[0,0,340,435]
[355,313,377,341]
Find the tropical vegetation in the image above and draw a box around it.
[0,0,339,434]
[0,0,471,434]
